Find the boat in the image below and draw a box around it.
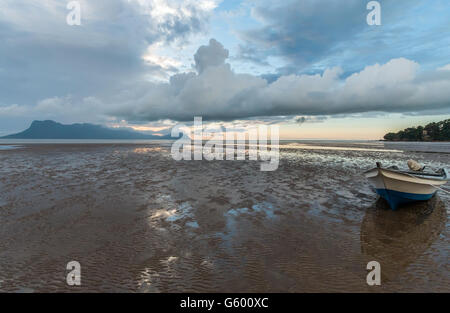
[364,162,449,210]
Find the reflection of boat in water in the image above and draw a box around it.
[364,162,449,210]
[360,197,446,282]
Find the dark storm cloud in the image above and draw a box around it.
[238,0,367,70]
[0,0,215,105]
[1,1,450,131]
[106,41,450,122]
[0,0,217,130]
[236,0,435,74]
[4,38,450,125]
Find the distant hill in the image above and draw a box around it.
[1,120,176,140]
[384,119,450,141]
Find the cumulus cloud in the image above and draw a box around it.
[106,41,450,122]
[0,96,111,125]
[0,0,218,105]
[1,0,450,134]
[438,64,450,71]
[194,39,229,73]
[3,37,450,128]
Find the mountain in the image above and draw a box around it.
[1,120,177,140]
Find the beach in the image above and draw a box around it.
[0,141,449,292]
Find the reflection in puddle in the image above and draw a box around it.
[217,202,279,252]
[186,221,199,228]
[165,202,194,222]
[360,196,447,282]
[252,203,277,218]
[0,145,23,151]
[133,147,166,154]
[149,194,198,232]
[281,143,402,153]
[226,202,278,220]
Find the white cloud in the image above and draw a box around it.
[438,64,450,71]
[2,37,450,128]
[108,43,450,122]
[0,96,111,125]
[4,40,450,123]
[194,39,229,73]
[0,0,218,106]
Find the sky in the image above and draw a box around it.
[1,0,450,139]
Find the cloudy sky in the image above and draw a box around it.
[1,0,450,139]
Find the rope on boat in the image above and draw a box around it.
[401,172,450,195]
[432,185,450,195]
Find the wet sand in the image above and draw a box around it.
[0,142,449,292]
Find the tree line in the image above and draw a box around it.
[384,119,450,141]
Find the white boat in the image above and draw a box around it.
[364,162,449,210]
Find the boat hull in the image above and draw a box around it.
[375,188,435,210]
[365,168,446,210]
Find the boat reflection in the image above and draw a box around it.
[360,196,446,282]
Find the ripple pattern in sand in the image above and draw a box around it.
[0,143,448,292]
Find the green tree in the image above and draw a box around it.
[441,120,450,140]
[384,132,398,141]
[424,122,440,140]
[384,119,450,141]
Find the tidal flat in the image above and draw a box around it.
[0,141,448,292]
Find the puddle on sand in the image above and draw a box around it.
[361,196,447,284]
[0,145,23,151]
